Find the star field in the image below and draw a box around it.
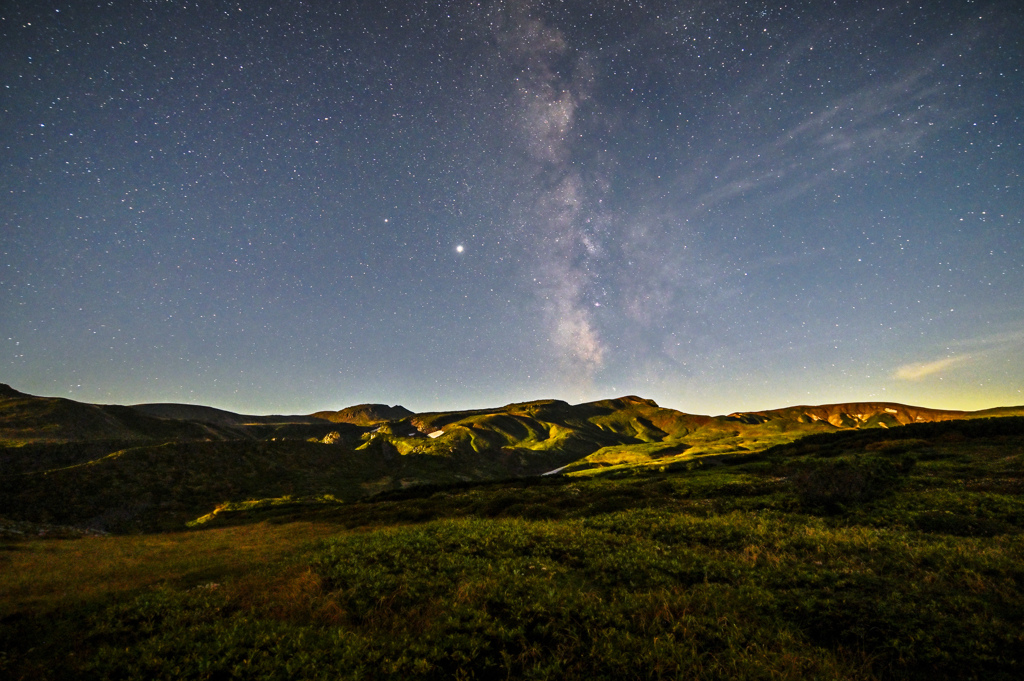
[2,0,1022,415]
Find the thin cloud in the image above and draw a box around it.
[894,356,970,381]
[953,327,1024,351]
[894,326,1024,381]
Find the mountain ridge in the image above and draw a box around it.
[4,382,1023,446]
[726,401,976,427]
[3,381,1024,532]
[131,402,328,427]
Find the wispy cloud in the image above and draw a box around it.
[673,61,953,220]
[894,325,1024,381]
[894,356,971,381]
[657,4,994,227]
[952,328,1024,351]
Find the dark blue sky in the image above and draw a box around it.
[3,0,1022,415]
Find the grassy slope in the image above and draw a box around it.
[2,417,1022,680]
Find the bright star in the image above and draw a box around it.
[456,245,464,253]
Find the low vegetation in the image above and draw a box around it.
[2,417,1022,679]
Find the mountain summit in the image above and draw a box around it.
[312,404,415,426]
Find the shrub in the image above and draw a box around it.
[913,511,1011,537]
[791,456,914,509]
[479,493,522,517]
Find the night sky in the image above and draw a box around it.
[3,1,1022,415]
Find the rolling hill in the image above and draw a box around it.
[2,382,1022,532]
[131,402,328,427]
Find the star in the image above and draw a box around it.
[1,0,1019,415]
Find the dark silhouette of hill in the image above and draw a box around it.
[0,383,29,399]
[0,384,230,444]
[131,402,328,427]
[970,405,1024,418]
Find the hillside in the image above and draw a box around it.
[2,414,1022,680]
[0,384,348,447]
[0,385,230,444]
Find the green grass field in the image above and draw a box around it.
[2,417,1022,679]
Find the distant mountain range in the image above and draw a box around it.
[729,402,1022,427]
[2,382,1022,532]
[4,381,1022,454]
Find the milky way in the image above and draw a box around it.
[2,1,1022,414]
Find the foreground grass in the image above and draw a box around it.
[2,420,1023,679]
[0,522,343,619]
